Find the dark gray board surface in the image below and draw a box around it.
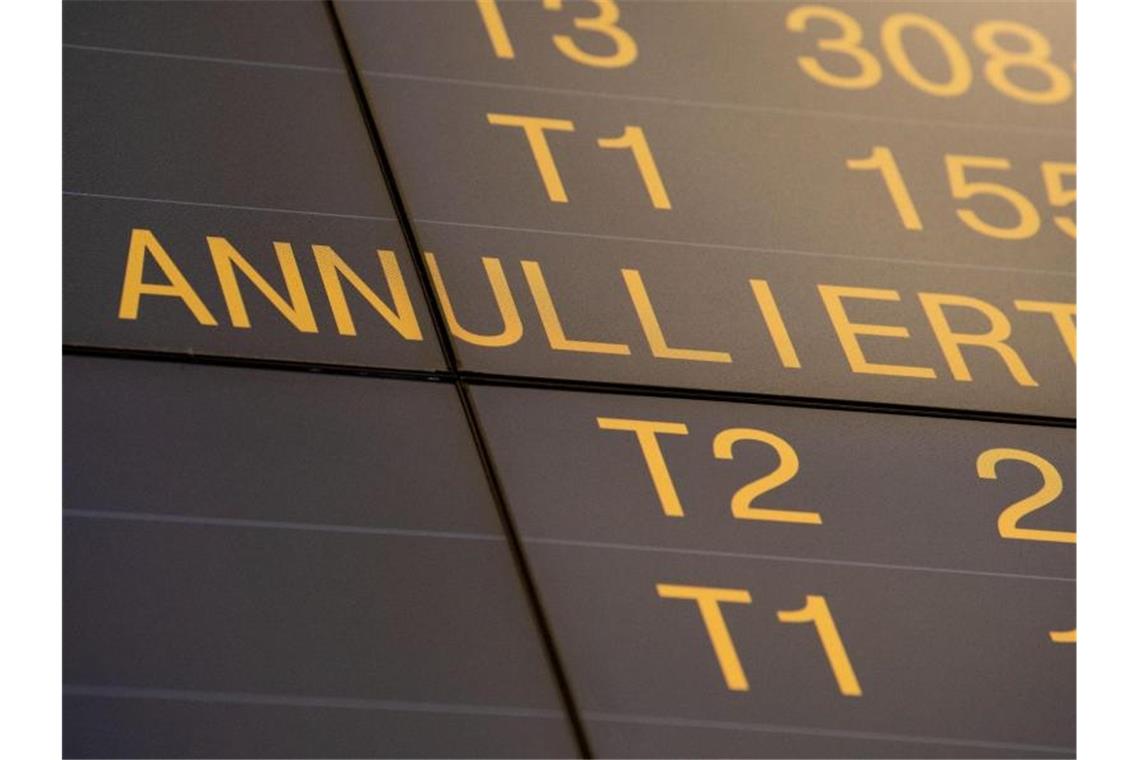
[337,0,1075,132]
[62,357,578,758]
[63,1,445,371]
[64,0,346,65]
[470,385,1075,757]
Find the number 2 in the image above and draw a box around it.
[976,448,1075,544]
[713,428,823,525]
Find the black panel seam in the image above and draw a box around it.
[323,3,595,756]
[62,345,1076,430]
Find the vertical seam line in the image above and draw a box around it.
[323,3,594,756]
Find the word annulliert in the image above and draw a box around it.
[116,227,1074,413]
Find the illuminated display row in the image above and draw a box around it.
[68,212,1073,415]
[338,0,1076,129]
[363,76,1074,270]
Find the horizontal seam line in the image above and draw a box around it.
[461,372,1075,427]
[63,685,562,720]
[362,70,1074,137]
[522,536,1074,582]
[63,509,505,543]
[415,218,1075,277]
[62,191,398,222]
[60,346,1076,428]
[582,711,1074,755]
[62,43,345,74]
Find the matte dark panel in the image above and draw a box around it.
[62,357,577,758]
[62,3,445,371]
[470,385,1074,757]
[62,50,384,216]
[471,385,1075,579]
[64,522,549,709]
[63,355,497,534]
[64,0,344,67]
[362,74,1073,273]
[426,229,1073,417]
[337,0,1074,132]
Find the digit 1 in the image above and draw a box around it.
[598,126,673,210]
[846,146,923,230]
[777,595,863,697]
[476,0,515,59]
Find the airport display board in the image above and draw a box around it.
[63,1,1075,757]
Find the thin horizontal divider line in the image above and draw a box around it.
[523,536,1075,583]
[61,189,1072,277]
[582,711,1075,755]
[63,684,563,720]
[414,218,1075,277]
[62,43,345,75]
[62,191,398,223]
[362,70,1074,137]
[64,509,505,543]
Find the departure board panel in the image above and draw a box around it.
[63,357,577,758]
[338,0,1075,418]
[63,1,445,371]
[471,384,1075,757]
[63,2,1076,757]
